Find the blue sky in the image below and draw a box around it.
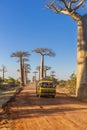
[0,0,78,80]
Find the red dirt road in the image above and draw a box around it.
[0,83,87,130]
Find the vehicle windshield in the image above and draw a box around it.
[41,82,54,88]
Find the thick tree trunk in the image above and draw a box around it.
[20,57,24,86]
[76,14,87,99]
[38,69,40,80]
[24,68,27,86]
[44,70,46,78]
[25,72,28,85]
[40,55,44,80]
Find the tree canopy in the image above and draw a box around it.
[46,0,87,21]
[32,48,55,56]
[11,51,30,58]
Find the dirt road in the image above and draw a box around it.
[0,83,87,130]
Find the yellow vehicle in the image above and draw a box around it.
[36,79,56,98]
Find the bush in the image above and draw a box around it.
[66,73,76,95]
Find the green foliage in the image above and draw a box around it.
[58,80,66,87]
[0,77,20,91]
[66,73,76,94]
[43,76,58,85]
[58,73,76,95]
[6,77,20,86]
[0,77,3,84]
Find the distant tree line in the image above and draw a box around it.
[0,76,20,90]
[0,48,56,88]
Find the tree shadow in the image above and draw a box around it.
[1,88,87,121]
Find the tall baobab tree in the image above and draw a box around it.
[32,48,55,80]
[11,51,30,86]
[22,58,29,85]
[24,63,31,85]
[46,0,87,99]
[17,63,30,85]
[17,58,29,85]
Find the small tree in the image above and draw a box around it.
[67,73,76,94]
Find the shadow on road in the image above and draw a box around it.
[1,85,86,121]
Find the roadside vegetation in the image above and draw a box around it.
[0,77,20,91]
[57,73,76,95]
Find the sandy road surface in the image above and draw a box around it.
[0,83,87,130]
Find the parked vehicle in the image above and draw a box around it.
[36,79,56,98]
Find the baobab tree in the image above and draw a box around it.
[24,63,31,85]
[11,51,30,86]
[22,58,30,85]
[36,65,51,79]
[32,48,55,80]
[44,66,51,78]
[46,0,87,99]
[50,70,55,79]
[22,58,29,85]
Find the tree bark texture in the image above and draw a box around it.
[20,57,24,86]
[76,14,87,99]
[40,55,44,80]
[24,68,27,86]
[44,70,46,78]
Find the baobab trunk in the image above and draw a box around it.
[76,14,87,99]
[20,57,24,86]
[38,69,40,80]
[44,70,46,78]
[24,68,27,86]
[40,55,44,80]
